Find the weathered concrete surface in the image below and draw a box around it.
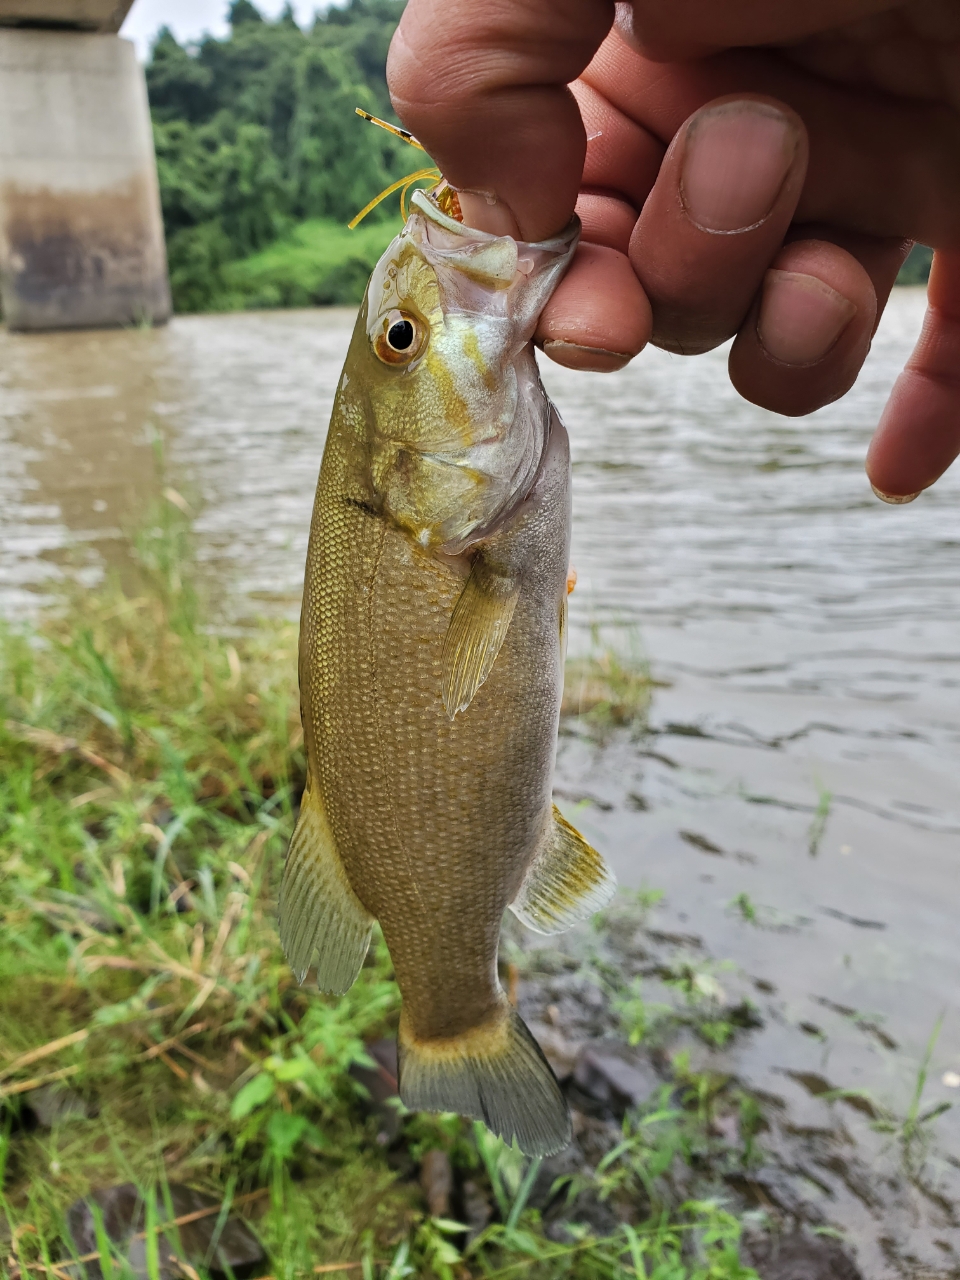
[0,2,133,33]
[0,30,171,331]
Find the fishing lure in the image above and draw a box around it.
[348,109,461,227]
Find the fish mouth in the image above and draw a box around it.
[368,192,579,555]
[407,186,580,342]
[411,188,580,258]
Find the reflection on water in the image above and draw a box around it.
[3,292,960,1268]
[0,310,351,613]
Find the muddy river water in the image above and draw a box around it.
[3,290,960,1270]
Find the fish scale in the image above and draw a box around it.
[280,187,616,1155]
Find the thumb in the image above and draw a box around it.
[387,0,616,240]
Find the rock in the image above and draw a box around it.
[349,1037,401,1144]
[461,1179,492,1243]
[571,1110,623,1167]
[543,1190,621,1243]
[750,1233,863,1280]
[527,1023,583,1079]
[526,1144,583,1212]
[420,1149,453,1218]
[709,1113,740,1146]
[28,1085,93,1128]
[570,1044,661,1117]
[725,1169,820,1221]
[65,1183,265,1280]
[365,1037,398,1085]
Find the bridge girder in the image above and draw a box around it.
[0,2,134,34]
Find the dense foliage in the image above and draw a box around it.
[147,0,410,312]
[898,242,933,285]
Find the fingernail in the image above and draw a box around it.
[681,101,798,233]
[458,191,522,238]
[541,340,632,372]
[870,484,922,505]
[758,270,857,366]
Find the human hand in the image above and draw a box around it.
[387,0,960,501]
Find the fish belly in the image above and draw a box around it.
[300,415,569,1042]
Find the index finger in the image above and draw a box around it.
[387,0,616,240]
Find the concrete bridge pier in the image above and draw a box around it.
[0,7,171,331]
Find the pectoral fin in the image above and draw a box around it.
[278,775,374,994]
[441,558,520,718]
[510,805,616,934]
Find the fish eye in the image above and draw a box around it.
[374,309,424,366]
[387,318,414,350]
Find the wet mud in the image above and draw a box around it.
[512,865,960,1276]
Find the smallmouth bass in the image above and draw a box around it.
[279,188,615,1156]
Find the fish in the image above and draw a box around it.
[279,186,616,1157]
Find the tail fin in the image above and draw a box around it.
[397,1001,571,1157]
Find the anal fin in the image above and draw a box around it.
[441,557,520,718]
[278,775,374,994]
[510,804,616,934]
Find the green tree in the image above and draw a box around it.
[145,0,410,312]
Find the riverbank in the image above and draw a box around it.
[2,509,957,1280]
[2,293,959,1276]
[0,508,772,1279]
[178,218,396,312]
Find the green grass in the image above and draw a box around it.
[561,628,658,738]
[806,779,832,857]
[0,507,761,1279]
[201,219,397,312]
